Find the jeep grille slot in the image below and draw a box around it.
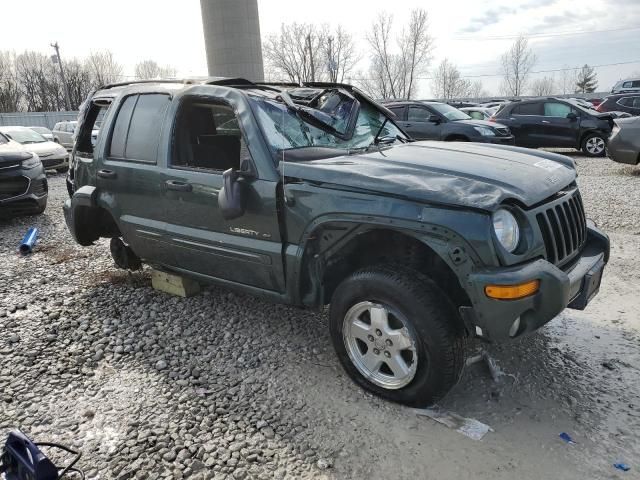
[536,190,587,266]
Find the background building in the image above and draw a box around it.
[200,0,264,81]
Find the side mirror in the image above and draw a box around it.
[218,168,246,220]
[428,114,441,124]
[566,112,578,121]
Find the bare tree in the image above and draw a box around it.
[468,80,489,100]
[363,14,399,98]
[135,60,177,80]
[86,50,123,87]
[64,59,94,109]
[0,51,21,112]
[322,26,360,83]
[398,9,434,99]
[559,66,578,95]
[500,35,536,97]
[530,76,556,96]
[263,23,327,83]
[363,10,433,100]
[430,59,472,99]
[15,51,64,111]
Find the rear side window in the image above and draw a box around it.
[623,82,632,88]
[110,96,137,158]
[109,94,170,162]
[512,102,542,115]
[620,96,640,108]
[53,123,60,131]
[633,81,640,88]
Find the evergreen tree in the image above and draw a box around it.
[575,64,598,93]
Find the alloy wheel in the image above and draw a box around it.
[342,301,418,390]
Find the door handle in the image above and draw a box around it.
[405,123,413,127]
[165,180,193,192]
[541,120,550,124]
[97,169,117,179]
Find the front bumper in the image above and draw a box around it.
[40,153,69,171]
[0,165,48,217]
[607,128,638,165]
[461,224,609,342]
[474,135,515,145]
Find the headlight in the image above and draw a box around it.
[474,126,496,136]
[21,153,41,169]
[493,208,520,252]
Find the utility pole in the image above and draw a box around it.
[306,34,315,82]
[50,42,71,111]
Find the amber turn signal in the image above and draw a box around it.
[485,280,540,300]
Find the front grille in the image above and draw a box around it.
[0,176,29,200]
[536,190,587,265]
[42,158,61,167]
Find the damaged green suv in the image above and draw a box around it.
[64,79,610,406]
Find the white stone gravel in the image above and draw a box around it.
[1,156,639,480]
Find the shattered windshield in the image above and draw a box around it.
[252,97,406,157]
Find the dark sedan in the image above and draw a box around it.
[491,98,613,157]
[597,94,640,117]
[385,101,515,144]
[0,132,48,217]
[608,116,640,165]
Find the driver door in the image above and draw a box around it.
[399,106,441,140]
[160,97,285,292]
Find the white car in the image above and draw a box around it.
[0,126,69,173]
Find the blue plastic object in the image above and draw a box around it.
[1,430,58,480]
[18,227,38,255]
[614,462,630,472]
[559,432,575,444]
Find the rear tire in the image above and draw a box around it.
[581,133,606,157]
[329,264,465,407]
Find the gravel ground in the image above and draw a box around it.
[1,155,639,479]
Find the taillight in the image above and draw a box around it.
[595,104,603,112]
[488,116,496,122]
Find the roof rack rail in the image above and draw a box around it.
[99,78,198,90]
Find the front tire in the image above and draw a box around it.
[329,264,465,407]
[581,133,606,157]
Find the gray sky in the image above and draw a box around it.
[1,0,639,96]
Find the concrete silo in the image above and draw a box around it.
[200,0,264,81]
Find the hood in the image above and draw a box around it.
[22,140,67,156]
[281,141,577,211]
[0,140,32,166]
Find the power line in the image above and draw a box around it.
[452,25,640,41]
[349,59,640,82]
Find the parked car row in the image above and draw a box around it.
[384,101,514,144]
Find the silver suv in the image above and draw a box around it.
[52,121,78,150]
[611,78,640,94]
